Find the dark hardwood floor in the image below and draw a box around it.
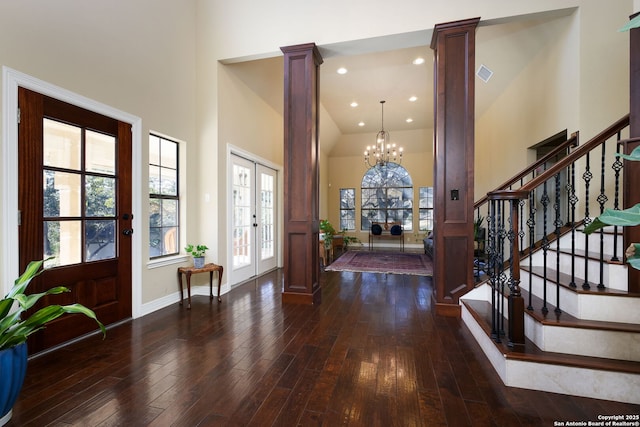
[8,267,640,426]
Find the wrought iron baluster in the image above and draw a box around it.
[540,179,550,314]
[519,178,525,251]
[568,161,578,288]
[597,142,608,289]
[611,138,623,262]
[583,152,592,290]
[526,191,536,311]
[554,173,562,314]
[497,200,506,341]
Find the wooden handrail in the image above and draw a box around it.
[520,114,630,193]
[474,133,579,208]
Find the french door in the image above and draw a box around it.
[18,87,132,354]
[230,154,277,285]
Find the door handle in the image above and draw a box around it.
[123,228,134,236]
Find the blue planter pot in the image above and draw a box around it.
[0,343,28,426]
[193,257,205,269]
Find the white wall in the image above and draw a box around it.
[0,0,198,308]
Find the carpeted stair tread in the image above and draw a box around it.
[461,299,640,375]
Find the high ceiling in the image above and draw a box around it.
[320,45,433,137]
[224,8,577,158]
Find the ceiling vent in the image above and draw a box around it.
[476,64,494,83]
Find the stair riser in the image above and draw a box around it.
[520,274,639,323]
[525,229,623,256]
[460,302,640,404]
[524,314,640,362]
[555,251,627,291]
[529,250,604,284]
[572,230,624,255]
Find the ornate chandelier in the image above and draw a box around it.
[364,100,403,168]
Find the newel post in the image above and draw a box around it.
[488,190,528,347]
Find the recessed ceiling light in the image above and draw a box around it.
[412,57,425,65]
[337,67,348,74]
[350,101,358,107]
[406,118,413,123]
[358,122,365,127]
[409,96,418,102]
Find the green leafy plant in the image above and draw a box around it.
[341,233,361,248]
[474,215,485,240]
[0,259,106,351]
[319,220,336,237]
[319,220,336,249]
[584,145,640,269]
[185,244,208,258]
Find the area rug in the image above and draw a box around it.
[325,251,433,276]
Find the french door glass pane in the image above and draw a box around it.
[261,172,274,259]
[44,220,82,267]
[44,170,81,217]
[233,164,252,268]
[43,118,81,170]
[85,220,116,261]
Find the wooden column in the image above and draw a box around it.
[280,43,323,305]
[626,12,640,293]
[430,18,480,317]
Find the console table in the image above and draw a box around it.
[177,263,224,309]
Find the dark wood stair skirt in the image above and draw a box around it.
[461,298,640,376]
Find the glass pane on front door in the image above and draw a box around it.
[43,118,81,170]
[44,170,81,217]
[44,220,82,268]
[43,118,118,268]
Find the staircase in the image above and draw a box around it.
[460,116,640,405]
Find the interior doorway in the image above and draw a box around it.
[229,153,278,286]
[530,130,569,242]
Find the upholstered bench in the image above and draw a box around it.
[369,222,404,251]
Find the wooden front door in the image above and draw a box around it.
[18,87,132,354]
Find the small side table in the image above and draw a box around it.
[177,263,224,309]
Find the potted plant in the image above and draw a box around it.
[339,230,361,249]
[0,259,106,426]
[185,244,208,268]
[319,220,335,250]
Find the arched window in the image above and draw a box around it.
[361,162,413,231]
